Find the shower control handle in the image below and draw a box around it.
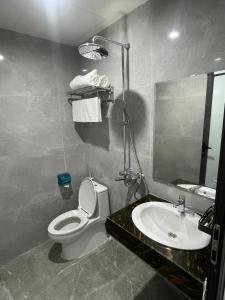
[115,176,126,181]
[119,171,127,176]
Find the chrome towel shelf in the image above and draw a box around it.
[67,86,114,105]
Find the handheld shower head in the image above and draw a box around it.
[78,42,108,60]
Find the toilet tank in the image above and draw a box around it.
[92,180,109,219]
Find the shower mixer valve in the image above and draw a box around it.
[115,169,141,187]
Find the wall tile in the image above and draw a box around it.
[0,29,82,264]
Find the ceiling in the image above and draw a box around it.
[0,0,148,45]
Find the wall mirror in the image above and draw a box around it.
[153,70,225,200]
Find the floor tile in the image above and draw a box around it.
[0,238,189,300]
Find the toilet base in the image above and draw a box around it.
[61,221,109,260]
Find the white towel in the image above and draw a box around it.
[70,69,101,90]
[85,69,97,79]
[100,75,110,88]
[72,97,102,122]
[90,74,101,87]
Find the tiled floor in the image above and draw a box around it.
[0,238,189,300]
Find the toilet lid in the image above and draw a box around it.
[78,177,97,217]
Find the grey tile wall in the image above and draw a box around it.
[79,0,225,214]
[0,29,86,265]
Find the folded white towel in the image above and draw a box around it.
[70,69,102,90]
[72,97,102,122]
[100,75,110,88]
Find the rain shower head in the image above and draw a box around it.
[78,42,108,60]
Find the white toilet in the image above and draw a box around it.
[48,177,110,260]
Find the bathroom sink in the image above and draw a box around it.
[132,202,211,250]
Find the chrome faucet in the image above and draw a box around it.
[174,195,186,214]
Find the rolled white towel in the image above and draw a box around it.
[90,74,101,87]
[100,75,110,88]
[84,69,98,81]
[69,69,99,90]
[69,75,84,90]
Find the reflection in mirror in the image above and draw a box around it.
[153,70,225,200]
[204,71,225,188]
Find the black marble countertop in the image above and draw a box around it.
[106,194,210,300]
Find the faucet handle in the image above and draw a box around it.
[115,176,126,181]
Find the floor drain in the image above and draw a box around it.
[168,232,177,239]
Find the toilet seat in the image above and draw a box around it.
[48,209,88,236]
[48,177,101,241]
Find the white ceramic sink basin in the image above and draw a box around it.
[132,202,211,250]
